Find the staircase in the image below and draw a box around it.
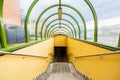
[34,63,90,80]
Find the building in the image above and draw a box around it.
[3,0,21,26]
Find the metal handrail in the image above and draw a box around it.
[68,51,120,58]
[0,51,53,58]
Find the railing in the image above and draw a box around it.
[68,51,120,59]
[0,51,54,58]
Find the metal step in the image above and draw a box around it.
[35,62,90,80]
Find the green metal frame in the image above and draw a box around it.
[47,26,74,38]
[118,34,120,47]
[35,4,86,40]
[44,19,77,38]
[49,27,73,37]
[46,23,74,38]
[0,0,7,48]
[53,33,69,37]
[24,0,38,42]
[25,1,97,42]
[52,30,71,37]
[51,30,71,37]
[84,0,98,42]
[0,0,119,51]
[40,12,80,39]
[53,34,67,37]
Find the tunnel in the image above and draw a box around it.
[0,0,120,80]
[54,47,67,62]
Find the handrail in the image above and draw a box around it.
[68,51,120,58]
[76,51,120,58]
[0,51,53,58]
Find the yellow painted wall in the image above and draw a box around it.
[0,55,53,80]
[67,38,111,56]
[73,54,120,80]
[67,38,120,80]
[54,35,67,47]
[14,38,54,57]
[0,38,54,80]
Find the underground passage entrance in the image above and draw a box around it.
[54,47,67,62]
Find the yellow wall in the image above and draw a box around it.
[54,35,67,47]
[73,54,120,80]
[0,55,53,80]
[67,38,111,56]
[67,38,120,80]
[0,38,54,80]
[14,38,54,57]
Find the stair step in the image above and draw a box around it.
[35,62,90,80]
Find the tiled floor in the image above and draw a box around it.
[35,63,89,80]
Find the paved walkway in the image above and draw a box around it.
[35,63,90,80]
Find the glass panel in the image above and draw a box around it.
[91,0,120,47]
[3,0,25,47]
[19,0,120,47]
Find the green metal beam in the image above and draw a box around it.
[47,26,74,38]
[40,12,80,39]
[52,30,71,37]
[118,34,120,47]
[46,23,74,38]
[49,27,73,37]
[24,0,38,42]
[53,33,69,37]
[0,0,7,48]
[44,19,77,38]
[53,34,68,37]
[51,30,71,37]
[35,4,86,40]
[84,0,98,42]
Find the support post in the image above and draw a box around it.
[118,34,120,47]
[0,0,7,48]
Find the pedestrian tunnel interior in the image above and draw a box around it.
[0,0,120,80]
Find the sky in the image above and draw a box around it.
[19,0,120,29]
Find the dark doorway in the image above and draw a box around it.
[54,47,67,62]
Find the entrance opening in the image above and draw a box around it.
[54,47,67,62]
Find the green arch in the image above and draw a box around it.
[44,18,77,38]
[35,4,86,40]
[51,30,71,37]
[85,0,98,42]
[53,32,69,37]
[53,34,68,37]
[40,12,80,39]
[24,0,38,42]
[25,1,97,42]
[0,0,7,48]
[46,23,74,38]
[47,26,74,38]
[48,27,73,38]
